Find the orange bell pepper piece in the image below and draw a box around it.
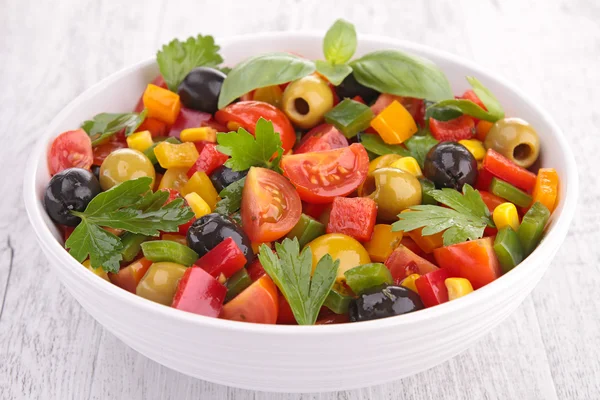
[532,168,559,213]
[142,84,181,125]
[406,227,444,254]
[370,100,418,144]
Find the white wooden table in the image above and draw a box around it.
[1,0,598,398]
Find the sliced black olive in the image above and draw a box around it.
[423,142,478,191]
[348,285,423,322]
[44,168,102,226]
[177,67,226,114]
[335,73,379,104]
[186,213,253,264]
[209,165,248,193]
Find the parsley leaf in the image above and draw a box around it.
[157,34,223,91]
[392,184,494,246]
[66,177,194,272]
[214,177,246,216]
[82,110,147,146]
[216,118,283,172]
[258,238,338,325]
[404,132,439,168]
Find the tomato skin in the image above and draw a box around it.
[281,143,369,204]
[326,197,377,242]
[186,143,228,178]
[215,101,296,152]
[433,237,501,289]
[295,124,348,154]
[247,258,266,281]
[302,201,330,220]
[220,275,279,324]
[109,257,153,293]
[276,294,298,325]
[92,136,127,166]
[415,269,450,308]
[384,244,439,284]
[48,129,94,175]
[241,167,302,242]
[429,115,476,142]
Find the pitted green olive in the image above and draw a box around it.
[358,154,402,196]
[282,75,334,129]
[484,117,540,168]
[365,167,422,222]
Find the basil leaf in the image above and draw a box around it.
[360,134,411,157]
[425,106,463,122]
[315,60,352,86]
[428,99,498,122]
[323,19,357,64]
[404,133,439,168]
[466,76,504,120]
[218,53,315,109]
[82,110,147,146]
[350,50,453,101]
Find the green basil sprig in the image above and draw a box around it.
[315,19,356,85]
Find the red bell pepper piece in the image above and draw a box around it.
[302,201,330,220]
[276,294,298,325]
[429,115,476,142]
[172,267,226,317]
[415,269,450,308]
[194,237,246,279]
[479,190,505,213]
[384,244,439,284]
[247,258,266,281]
[186,142,228,178]
[475,168,494,191]
[482,149,537,193]
[433,237,501,289]
[168,106,213,139]
[326,197,377,242]
[136,117,168,138]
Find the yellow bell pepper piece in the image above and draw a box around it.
[532,168,559,213]
[252,85,283,108]
[126,130,154,152]
[445,278,474,300]
[389,157,423,178]
[158,167,189,191]
[364,224,403,262]
[161,234,188,246]
[458,139,486,161]
[142,84,181,125]
[181,171,220,210]
[184,192,212,219]
[493,202,520,231]
[180,127,217,143]
[154,142,199,169]
[370,100,418,144]
[82,259,110,281]
[400,273,420,293]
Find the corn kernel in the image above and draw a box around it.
[184,192,211,218]
[445,278,474,300]
[181,171,220,210]
[126,130,154,152]
[370,101,418,144]
[364,224,403,262]
[82,259,110,281]
[458,139,486,161]
[180,127,217,143]
[154,142,199,169]
[389,157,423,178]
[493,202,520,231]
[401,273,420,293]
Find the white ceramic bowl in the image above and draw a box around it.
[23,32,578,393]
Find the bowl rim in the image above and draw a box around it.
[23,31,579,335]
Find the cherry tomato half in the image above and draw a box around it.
[215,101,296,152]
[220,275,279,324]
[241,167,302,242]
[295,124,348,154]
[92,136,127,166]
[48,129,94,175]
[281,143,369,204]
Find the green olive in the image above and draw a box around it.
[136,262,187,305]
[282,75,334,129]
[358,154,402,196]
[484,117,540,168]
[365,167,422,222]
[100,148,155,190]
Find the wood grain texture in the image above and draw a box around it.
[0,0,598,398]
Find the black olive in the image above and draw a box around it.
[177,67,226,114]
[348,285,423,322]
[44,168,102,226]
[335,73,379,104]
[423,142,478,191]
[91,165,101,181]
[209,166,248,193]
[186,213,253,264]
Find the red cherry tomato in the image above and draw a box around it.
[460,89,486,110]
[215,101,296,152]
[276,294,298,325]
[295,124,348,154]
[220,275,279,324]
[48,129,94,175]
[429,115,476,142]
[241,167,302,242]
[91,136,128,166]
[280,143,369,204]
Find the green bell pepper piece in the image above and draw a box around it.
[120,232,149,262]
[493,227,524,273]
[140,240,198,266]
[144,137,180,165]
[323,284,354,314]
[517,202,550,256]
[224,268,252,303]
[344,263,393,295]
[285,213,326,248]
[489,177,533,207]
[419,178,437,205]
[324,99,374,138]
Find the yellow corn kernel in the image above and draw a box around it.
[154,141,199,169]
[400,274,420,293]
[389,157,423,178]
[161,234,187,246]
[181,171,220,210]
[445,278,474,300]
[370,100,418,144]
[82,260,110,281]
[158,167,189,191]
[126,130,154,152]
[180,127,217,143]
[364,224,403,262]
[184,192,211,218]
[458,139,486,161]
[493,202,520,231]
